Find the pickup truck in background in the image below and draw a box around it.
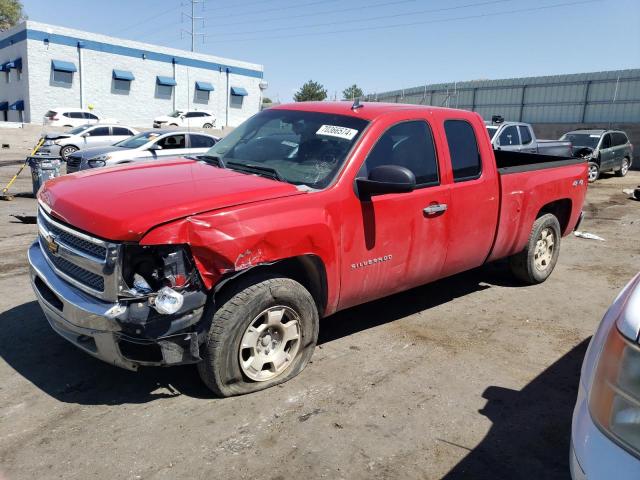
[486,118,573,157]
[29,102,587,397]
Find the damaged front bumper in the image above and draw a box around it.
[28,241,207,371]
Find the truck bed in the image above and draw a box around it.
[494,150,586,175]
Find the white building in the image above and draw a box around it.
[0,21,266,127]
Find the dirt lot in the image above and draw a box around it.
[0,160,638,480]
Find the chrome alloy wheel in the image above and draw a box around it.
[621,158,630,176]
[534,227,555,272]
[239,306,301,382]
[588,164,599,182]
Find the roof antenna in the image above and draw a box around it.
[352,97,363,111]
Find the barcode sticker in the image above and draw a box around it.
[316,125,358,140]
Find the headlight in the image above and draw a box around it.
[53,139,62,145]
[88,159,106,168]
[42,139,54,146]
[589,326,640,457]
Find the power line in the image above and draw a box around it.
[213,0,511,37]
[202,0,342,20]
[113,3,179,35]
[205,0,600,43]
[207,0,418,29]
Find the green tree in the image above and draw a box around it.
[294,80,327,102]
[0,0,25,32]
[342,84,364,100]
[262,97,272,104]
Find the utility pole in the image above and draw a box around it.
[182,0,205,52]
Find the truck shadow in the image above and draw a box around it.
[441,338,589,480]
[0,262,520,405]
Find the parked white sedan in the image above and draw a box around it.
[37,124,138,160]
[66,130,219,172]
[571,273,640,479]
[153,110,216,129]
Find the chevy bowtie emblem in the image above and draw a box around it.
[45,234,59,254]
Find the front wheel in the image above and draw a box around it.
[587,162,600,183]
[509,213,561,284]
[615,158,631,177]
[202,123,213,128]
[198,276,319,397]
[60,145,78,160]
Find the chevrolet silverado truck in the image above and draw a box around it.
[485,118,572,157]
[29,102,588,397]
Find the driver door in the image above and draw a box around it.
[148,134,189,160]
[338,118,450,310]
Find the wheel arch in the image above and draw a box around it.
[213,254,328,316]
[537,198,572,235]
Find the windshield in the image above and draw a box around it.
[114,131,161,149]
[168,111,183,118]
[486,126,499,140]
[560,133,601,149]
[204,109,369,188]
[68,125,91,135]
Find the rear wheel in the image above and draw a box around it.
[615,157,630,177]
[509,213,561,284]
[60,145,78,160]
[203,123,213,128]
[198,276,319,397]
[587,162,600,183]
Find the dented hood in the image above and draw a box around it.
[39,158,303,241]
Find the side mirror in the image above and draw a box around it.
[356,165,416,198]
[81,132,90,138]
[148,144,163,151]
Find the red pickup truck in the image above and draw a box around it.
[29,102,587,396]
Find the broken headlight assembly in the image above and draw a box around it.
[121,244,202,315]
[589,325,640,458]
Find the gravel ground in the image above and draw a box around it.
[0,160,639,480]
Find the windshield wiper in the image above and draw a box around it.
[199,154,226,168]
[227,161,283,181]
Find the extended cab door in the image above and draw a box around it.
[338,118,450,310]
[438,118,500,277]
[518,125,537,153]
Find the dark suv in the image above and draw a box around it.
[560,129,633,182]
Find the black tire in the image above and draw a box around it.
[63,125,73,128]
[615,157,631,177]
[203,123,213,129]
[198,275,319,397]
[509,213,561,285]
[60,145,78,160]
[587,162,600,183]
[169,123,178,127]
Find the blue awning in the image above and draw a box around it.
[113,69,135,81]
[0,102,8,111]
[51,60,77,72]
[195,81,214,91]
[9,100,24,111]
[156,76,177,86]
[7,58,22,69]
[230,86,248,96]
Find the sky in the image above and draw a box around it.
[20,0,640,102]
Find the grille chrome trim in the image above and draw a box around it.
[37,207,122,301]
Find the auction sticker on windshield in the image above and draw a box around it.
[316,125,358,140]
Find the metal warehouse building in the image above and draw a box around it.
[366,69,640,124]
[0,21,265,127]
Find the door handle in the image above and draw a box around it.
[423,203,448,215]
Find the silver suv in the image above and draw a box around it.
[37,124,138,160]
[561,129,634,183]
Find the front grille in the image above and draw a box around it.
[37,206,121,300]
[43,245,105,292]
[66,155,81,173]
[38,211,106,259]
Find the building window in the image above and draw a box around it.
[51,60,77,87]
[156,76,176,100]
[195,81,214,103]
[112,69,134,94]
[230,86,248,109]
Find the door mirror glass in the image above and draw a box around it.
[356,165,416,198]
[81,132,90,138]
[148,143,163,151]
